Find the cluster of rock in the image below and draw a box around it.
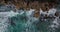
[0,0,59,18]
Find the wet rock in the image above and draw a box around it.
[55,12,59,17]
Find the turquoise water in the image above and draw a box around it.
[0,4,60,32]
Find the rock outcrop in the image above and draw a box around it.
[0,0,58,18]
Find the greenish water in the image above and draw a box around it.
[8,12,59,32]
[0,4,60,32]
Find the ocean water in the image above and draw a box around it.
[0,4,60,32]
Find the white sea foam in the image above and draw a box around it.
[0,11,19,32]
[40,8,57,16]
